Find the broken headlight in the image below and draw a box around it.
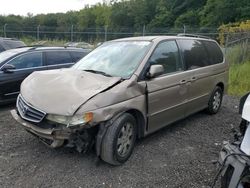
[46,112,93,127]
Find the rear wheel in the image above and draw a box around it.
[101,113,137,165]
[207,86,223,114]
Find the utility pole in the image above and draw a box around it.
[71,25,74,42]
[4,24,7,38]
[37,25,40,41]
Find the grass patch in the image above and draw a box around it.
[228,61,250,96]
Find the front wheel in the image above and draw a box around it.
[101,113,137,165]
[207,86,223,114]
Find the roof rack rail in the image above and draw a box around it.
[15,45,44,50]
[177,33,211,39]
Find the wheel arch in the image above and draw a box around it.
[95,108,146,157]
[125,109,146,139]
[216,82,224,93]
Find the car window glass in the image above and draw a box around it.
[8,52,42,69]
[73,41,152,79]
[178,39,210,70]
[0,48,31,63]
[149,40,182,74]
[70,51,86,62]
[202,41,223,65]
[46,51,72,65]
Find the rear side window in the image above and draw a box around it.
[70,51,86,62]
[8,52,43,69]
[45,51,72,65]
[202,41,223,65]
[178,39,210,70]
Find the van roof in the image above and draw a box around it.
[112,35,214,42]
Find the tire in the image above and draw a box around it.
[207,86,223,114]
[101,113,137,165]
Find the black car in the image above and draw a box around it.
[0,46,91,104]
[0,38,26,52]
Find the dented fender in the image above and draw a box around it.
[76,75,147,125]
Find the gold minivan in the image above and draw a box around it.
[11,35,228,165]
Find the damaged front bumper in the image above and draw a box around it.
[11,109,96,152]
[219,141,250,188]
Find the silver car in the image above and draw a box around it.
[11,35,229,165]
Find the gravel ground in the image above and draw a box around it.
[0,95,241,188]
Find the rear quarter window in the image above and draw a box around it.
[177,39,210,70]
[70,51,87,62]
[45,51,73,65]
[202,41,224,65]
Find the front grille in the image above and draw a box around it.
[17,95,46,123]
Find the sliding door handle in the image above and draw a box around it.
[179,79,187,84]
[190,76,197,82]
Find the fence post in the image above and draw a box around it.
[37,25,40,41]
[242,38,248,63]
[143,25,146,36]
[4,24,7,38]
[225,33,229,55]
[104,25,108,41]
[71,25,74,42]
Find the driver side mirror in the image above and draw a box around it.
[147,64,164,78]
[1,64,16,73]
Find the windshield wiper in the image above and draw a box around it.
[83,69,113,77]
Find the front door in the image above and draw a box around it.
[146,40,189,133]
[0,52,46,101]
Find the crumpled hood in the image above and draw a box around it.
[21,68,121,116]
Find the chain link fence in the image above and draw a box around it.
[0,24,221,43]
[0,24,249,63]
[224,32,250,64]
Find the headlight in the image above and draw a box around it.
[46,112,93,127]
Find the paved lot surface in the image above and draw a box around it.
[0,95,241,188]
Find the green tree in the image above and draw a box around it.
[200,0,238,26]
[175,10,200,27]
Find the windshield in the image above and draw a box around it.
[0,48,30,63]
[73,41,152,78]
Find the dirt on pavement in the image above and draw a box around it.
[0,95,241,188]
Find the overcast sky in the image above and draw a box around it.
[0,0,103,16]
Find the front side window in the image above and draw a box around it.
[45,51,72,65]
[149,40,182,75]
[178,39,210,70]
[8,52,43,69]
[73,41,152,79]
[0,48,30,64]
